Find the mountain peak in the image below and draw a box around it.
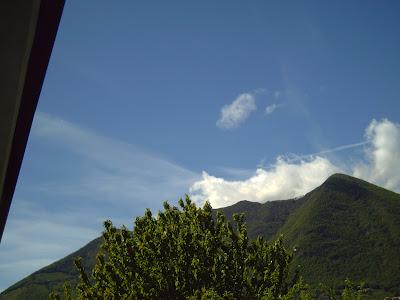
[3,175,400,299]
[323,173,372,188]
[326,173,356,182]
[323,173,397,193]
[321,173,373,198]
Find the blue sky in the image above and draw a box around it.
[1,0,400,291]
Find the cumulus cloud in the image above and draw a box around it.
[4,115,399,290]
[191,118,400,208]
[353,119,400,191]
[191,156,341,208]
[216,93,256,129]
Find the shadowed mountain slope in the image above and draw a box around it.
[215,198,305,240]
[1,174,400,299]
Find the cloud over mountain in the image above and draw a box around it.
[191,157,340,208]
[192,119,400,208]
[353,119,400,191]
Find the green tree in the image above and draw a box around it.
[51,196,309,299]
[318,279,364,300]
[341,279,363,300]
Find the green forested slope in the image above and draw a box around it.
[277,174,400,295]
[215,197,305,240]
[1,174,400,299]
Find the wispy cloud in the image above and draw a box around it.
[285,141,369,163]
[0,200,100,292]
[0,112,201,291]
[253,88,267,95]
[265,103,283,115]
[3,114,400,291]
[216,93,256,129]
[274,91,281,99]
[213,166,255,180]
[191,119,400,208]
[31,112,200,204]
[264,90,285,115]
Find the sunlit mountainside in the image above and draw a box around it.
[1,174,400,299]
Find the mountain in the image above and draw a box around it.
[0,238,102,300]
[214,197,306,241]
[279,174,400,296]
[1,174,400,299]
[218,174,400,297]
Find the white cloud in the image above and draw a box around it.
[191,156,341,208]
[3,115,400,291]
[0,112,201,291]
[191,119,400,208]
[353,119,400,191]
[286,141,369,163]
[31,112,200,204]
[216,93,256,129]
[265,103,279,115]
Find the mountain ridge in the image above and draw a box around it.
[277,173,400,293]
[1,173,400,299]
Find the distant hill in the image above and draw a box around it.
[0,237,102,300]
[1,174,400,299]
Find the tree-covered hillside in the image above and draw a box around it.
[1,174,400,299]
[278,174,400,295]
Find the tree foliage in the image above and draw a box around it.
[51,196,309,299]
[341,279,363,300]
